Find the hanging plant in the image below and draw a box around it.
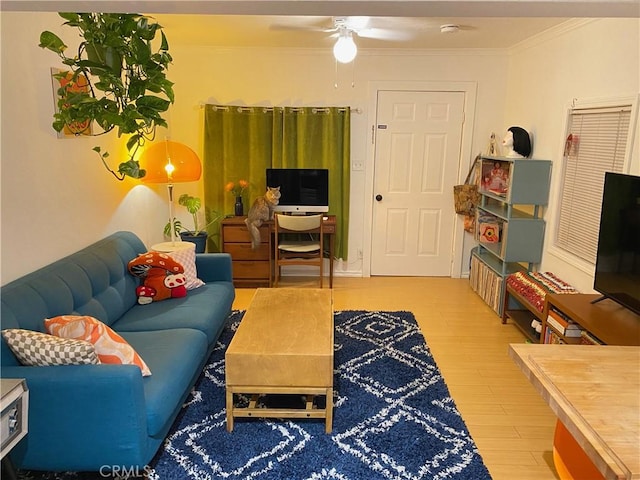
[39,13,174,180]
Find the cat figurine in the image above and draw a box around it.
[245,186,281,249]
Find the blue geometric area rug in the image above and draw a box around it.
[19,310,492,480]
[150,310,492,480]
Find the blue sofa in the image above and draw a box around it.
[0,231,235,472]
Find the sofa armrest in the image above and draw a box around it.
[195,253,233,283]
[3,364,149,470]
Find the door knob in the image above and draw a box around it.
[375,194,383,202]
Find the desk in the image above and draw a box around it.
[221,215,336,288]
[509,344,640,480]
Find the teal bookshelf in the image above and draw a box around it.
[470,156,552,316]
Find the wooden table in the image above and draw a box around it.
[221,215,337,288]
[225,288,334,432]
[509,344,640,480]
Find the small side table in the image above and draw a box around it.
[150,241,196,253]
[1,379,29,480]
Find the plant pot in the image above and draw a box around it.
[179,231,207,253]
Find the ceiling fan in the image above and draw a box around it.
[270,16,476,63]
[270,16,415,63]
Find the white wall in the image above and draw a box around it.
[0,10,508,284]
[167,45,509,275]
[503,18,640,292]
[1,12,637,291]
[0,12,160,285]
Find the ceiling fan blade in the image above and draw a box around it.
[269,16,335,33]
[356,28,414,41]
[269,24,334,33]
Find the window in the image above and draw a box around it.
[555,103,633,264]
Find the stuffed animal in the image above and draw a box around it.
[127,252,187,305]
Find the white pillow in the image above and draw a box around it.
[2,329,100,366]
[167,245,205,290]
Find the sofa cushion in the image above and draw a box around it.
[45,315,151,376]
[167,246,205,290]
[119,329,208,437]
[1,329,100,366]
[0,232,145,333]
[114,282,235,345]
[128,252,188,305]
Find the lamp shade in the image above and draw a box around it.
[139,140,202,184]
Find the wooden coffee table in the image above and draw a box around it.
[225,288,334,433]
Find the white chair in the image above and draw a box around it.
[273,214,324,287]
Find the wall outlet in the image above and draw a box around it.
[352,161,364,171]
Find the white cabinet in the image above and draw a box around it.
[1,379,28,460]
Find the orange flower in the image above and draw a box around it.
[226,180,248,196]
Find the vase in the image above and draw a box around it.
[234,196,244,216]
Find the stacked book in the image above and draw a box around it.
[545,308,582,340]
[469,254,503,314]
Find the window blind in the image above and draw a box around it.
[556,105,631,264]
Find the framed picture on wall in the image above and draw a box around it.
[50,67,93,138]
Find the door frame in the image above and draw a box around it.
[363,80,478,278]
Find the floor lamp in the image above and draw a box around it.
[139,140,202,250]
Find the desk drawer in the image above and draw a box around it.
[223,225,269,243]
[233,260,270,279]
[225,243,270,261]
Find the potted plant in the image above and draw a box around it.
[39,12,174,180]
[164,194,222,253]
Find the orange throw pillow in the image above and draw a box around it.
[44,315,151,376]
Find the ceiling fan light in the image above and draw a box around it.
[333,34,357,63]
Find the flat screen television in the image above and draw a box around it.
[592,172,640,315]
[266,168,329,213]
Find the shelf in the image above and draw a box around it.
[477,202,537,221]
[543,293,640,346]
[472,246,526,276]
[480,157,552,205]
[471,156,551,319]
[505,309,540,343]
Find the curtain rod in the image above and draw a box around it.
[199,103,363,114]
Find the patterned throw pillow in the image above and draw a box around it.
[44,315,151,376]
[165,245,205,290]
[1,329,100,366]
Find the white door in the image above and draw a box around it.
[371,90,465,276]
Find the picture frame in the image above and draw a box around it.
[50,67,93,138]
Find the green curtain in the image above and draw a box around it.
[203,105,280,251]
[203,105,350,259]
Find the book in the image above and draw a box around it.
[546,309,582,337]
[479,222,500,243]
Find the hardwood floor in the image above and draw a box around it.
[232,277,560,480]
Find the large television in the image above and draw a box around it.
[592,172,640,315]
[266,168,329,213]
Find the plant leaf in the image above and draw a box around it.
[39,31,67,54]
[118,159,144,179]
[126,134,141,151]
